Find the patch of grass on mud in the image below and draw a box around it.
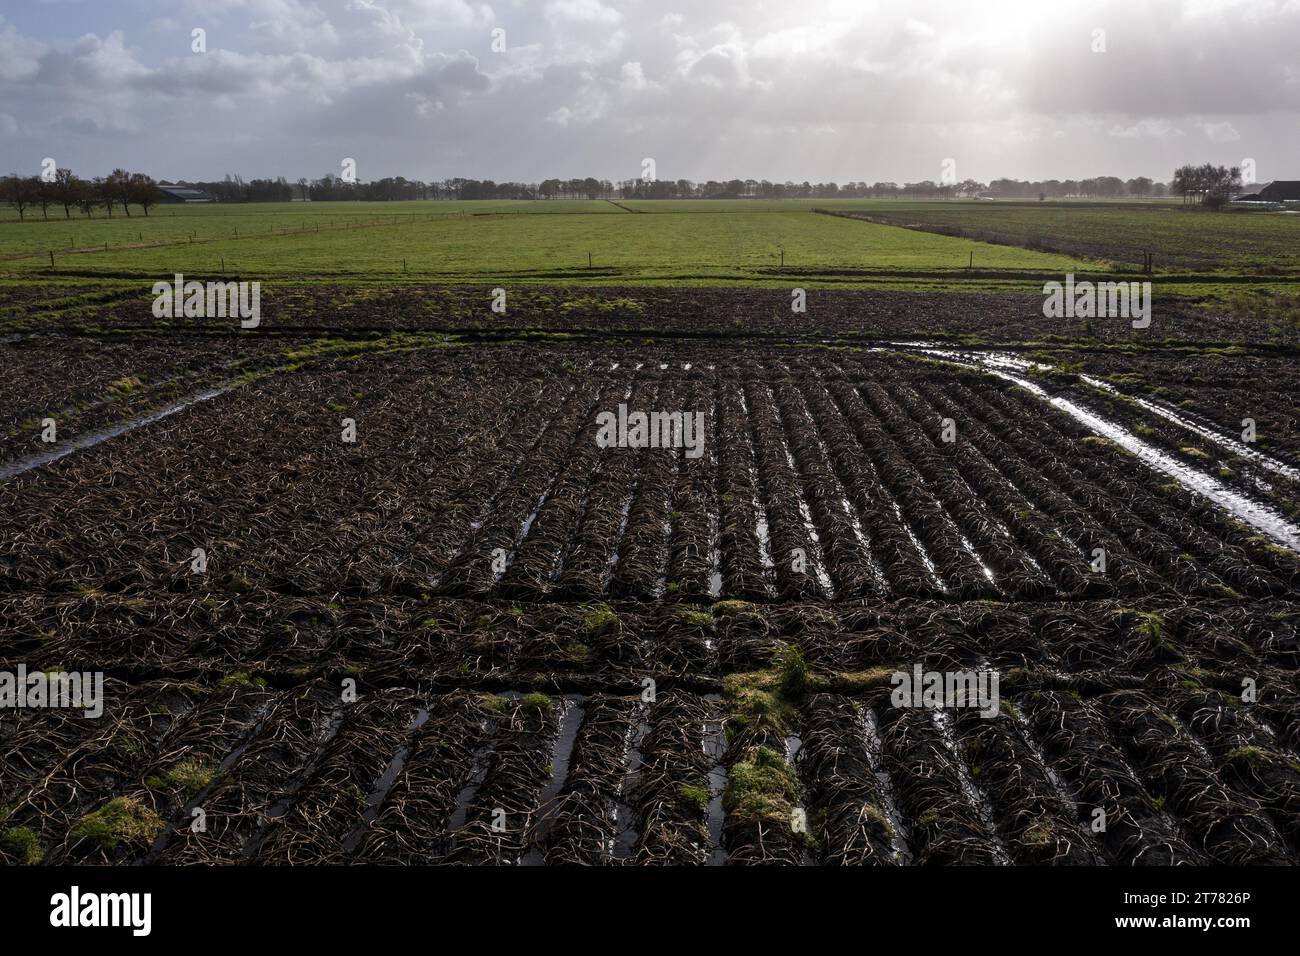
[218,670,267,689]
[559,295,645,316]
[0,826,44,865]
[678,783,711,814]
[725,679,797,739]
[521,692,554,715]
[725,642,894,718]
[712,599,761,619]
[722,642,813,741]
[70,797,164,851]
[581,603,619,637]
[679,608,714,628]
[774,642,810,698]
[1224,745,1270,767]
[724,746,801,823]
[1133,610,1165,640]
[156,758,217,795]
[107,375,145,397]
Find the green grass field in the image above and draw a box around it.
[1,198,1295,296]
[0,199,1108,291]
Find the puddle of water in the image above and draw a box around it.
[340,706,431,853]
[958,533,998,585]
[1081,374,1300,482]
[907,348,1300,553]
[760,383,833,597]
[857,708,913,865]
[241,702,349,861]
[706,488,724,598]
[736,385,778,596]
[931,709,1011,865]
[144,694,277,863]
[521,694,586,865]
[1010,706,1077,811]
[612,708,652,860]
[702,700,729,865]
[891,498,948,592]
[446,750,491,833]
[822,372,948,594]
[603,485,637,588]
[798,372,893,596]
[0,383,236,482]
[448,702,511,836]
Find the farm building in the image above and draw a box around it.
[157,185,215,203]
[1233,180,1300,202]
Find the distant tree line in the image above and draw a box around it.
[173,174,297,203]
[983,176,1168,199]
[3,165,1247,216]
[224,174,1175,202]
[0,168,162,220]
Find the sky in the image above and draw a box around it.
[1,0,1298,185]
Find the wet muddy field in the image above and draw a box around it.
[6,282,1296,345]
[2,327,1297,866]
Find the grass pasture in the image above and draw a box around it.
[0,198,1093,289]
[1,199,1296,300]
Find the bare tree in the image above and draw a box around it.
[108,168,133,216]
[53,168,84,218]
[35,175,55,219]
[94,177,115,217]
[129,172,162,216]
[2,174,38,220]
[77,179,98,217]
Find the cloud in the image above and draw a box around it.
[0,17,47,81]
[545,0,622,25]
[1,0,1298,182]
[1199,120,1241,141]
[1107,119,1185,139]
[620,60,647,89]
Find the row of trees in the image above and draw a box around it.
[985,177,1169,199]
[279,176,1169,202]
[3,165,1245,215]
[1,168,162,219]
